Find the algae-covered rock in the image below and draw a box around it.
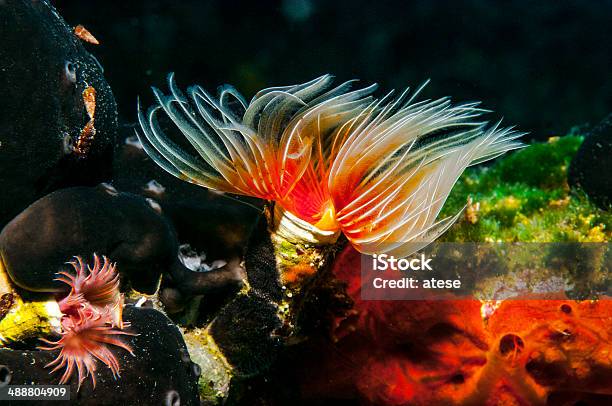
[441,135,612,243]
[436,135,611,299]
[0,0,117,228]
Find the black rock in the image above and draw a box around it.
[210,293,281,377]
[243,215,283,302]
[160,259,246,317]
[0,0,117,228]
[0,306,200,405]
[0,185,177,294]
[167,259,244,297]
[569,113,612,209]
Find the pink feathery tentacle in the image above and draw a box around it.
[41,255,135,390]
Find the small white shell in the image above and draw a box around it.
[145,198,163,214]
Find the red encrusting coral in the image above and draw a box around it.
[300,246,612,405]
[40,254,135,389]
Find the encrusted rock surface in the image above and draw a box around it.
[0,0,117,228]
[0,306,200,405]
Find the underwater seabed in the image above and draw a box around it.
[0,1,611,405]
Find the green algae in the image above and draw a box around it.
[183,327,233,404]
[441,135,611,243]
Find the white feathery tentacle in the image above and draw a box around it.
[138,75,524,257]
[327,84,524,257]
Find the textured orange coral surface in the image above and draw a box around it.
[313,246,612,406]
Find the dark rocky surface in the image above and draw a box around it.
[0,0,117,228]
[0,185,177,294]
[0,306,200,405]
[166,259,244,297]
[243,215,283,302]
[569,113,612,209]
[210,293,281,377]
[160,258,246,320]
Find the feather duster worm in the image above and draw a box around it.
[56,255,123,328]
[138,74,522,257]
[39,254,134,389]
